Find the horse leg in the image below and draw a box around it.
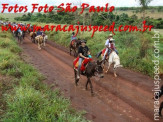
[88,77,94,96]
[74,49,76,57]
[102,60,106,71]
[38,42,41,50]
[106,62,111,73]
[20,37,22,44]
[18,36,20,44]
[43,40,46,46]
[41,41,43,46]
[34,38,36,44]
[114,69,117,77]
[159,101,163,116]
[75,49,78,57]
[85,79,89,90]
[113,65,117,77]
[23,33,25,39]
[74,69,79,86]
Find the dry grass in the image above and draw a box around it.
[0,13,25,21]
[114,10,163,19]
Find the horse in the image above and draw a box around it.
[70,39,81,57]
[43,35,48,46]
[13,30,16,37]
[35,35,44,50]
[30,32,37,43]
[99,49,122,77]
[73,59,104,96]
[22,30,26,39]
[17,31,24,44]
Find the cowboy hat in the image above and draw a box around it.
[109,34,113,37]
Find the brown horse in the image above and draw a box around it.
[73,60,104,96]
[70,39,81,57]
[30,32,37,43]
[35,35,44,50]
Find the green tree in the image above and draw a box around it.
[136,0,152,21]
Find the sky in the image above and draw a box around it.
[0,0,163,12]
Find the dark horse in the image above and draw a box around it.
[70,39,81,57]
[154,85,163,116]
[73,60,104,96]
[14,29,24,44]
[17,31,24,44]
[22,30,26,39]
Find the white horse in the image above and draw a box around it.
[43,35,48,46]
[105,51,123,77]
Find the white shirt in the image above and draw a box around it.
[105,38,113,46]
[105,38,115,48]
[105,39,110,46]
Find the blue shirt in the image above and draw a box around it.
[71,35,77,41]
[37,31,42,36]
[18,28,22,33]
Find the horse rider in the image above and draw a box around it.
[102,34,118,61]
[36,29,43,37]
[70,32,77,44]
[77,40,90,79]
[17,27,23,35]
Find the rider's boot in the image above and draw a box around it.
[77,71,80,79]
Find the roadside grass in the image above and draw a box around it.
[0,30,88,121]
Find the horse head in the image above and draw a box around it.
[94,60,104,78]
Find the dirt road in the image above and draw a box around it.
[19,36,162,122]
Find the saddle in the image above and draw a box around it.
[101,48,106,56]
[73,57,93,72]
[101,48,112,60]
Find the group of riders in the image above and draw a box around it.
[71,32,163,116]
[0,21,47,47]
[0,21,123,81]
[70,32,119,79]
[1,21,163,115]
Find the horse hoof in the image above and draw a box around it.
[114,74,117,77]
[105,71,108,74]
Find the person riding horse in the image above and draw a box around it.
[102,34,118,62]
[73,40,104,95]
[70,32,77,45]
[77,40,90,79]
[17,27,24,44]
[69,32,81,57]
[36,29,43,37]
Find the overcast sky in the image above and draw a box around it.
[0,0,163,12]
